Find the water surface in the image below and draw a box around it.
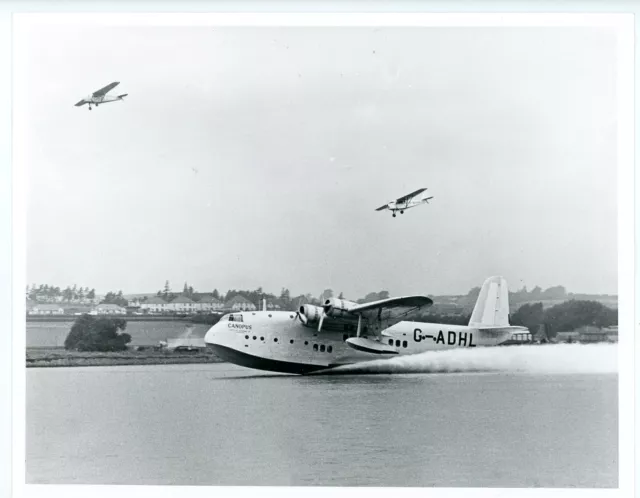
[26,363,617,487]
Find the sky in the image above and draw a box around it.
[16,21,619,298]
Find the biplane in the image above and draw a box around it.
[375,187,434,217]
[74,81,128,111]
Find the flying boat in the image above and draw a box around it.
[204,276,529,375]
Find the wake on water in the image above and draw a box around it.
[315,343,618,376]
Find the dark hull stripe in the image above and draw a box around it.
[208,344,331,375]
[347,342,399,355]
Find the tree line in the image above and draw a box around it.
[30,279,618,324]
[509,300,617,337]
[409,300,617,336]
[27,284,96,303]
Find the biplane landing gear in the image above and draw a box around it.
[88,106,92,111]
[400,210,404,214]
[392,213,396,217]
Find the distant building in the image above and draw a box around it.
[555,331,580,343]
[167,295,196,313]
[266,298,288,311]
[127,298,143,307]
[28,304,64,315]
[602,325,618,343]
[62,305,93,315]
[577,325,613,343]
[140,296,168,314]
[93,304,127,315]
[225,295,257,311]
[195,295,223,312]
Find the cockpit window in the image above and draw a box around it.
[222,314,243,323]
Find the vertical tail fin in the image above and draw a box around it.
[469,276,510,328]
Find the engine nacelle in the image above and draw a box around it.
[299,304,324,323]
[323,298,359,318]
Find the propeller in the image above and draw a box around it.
[294,297,308,325]
[317,299,333,332]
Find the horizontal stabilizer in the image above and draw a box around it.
[375,204,388,211]
[476,325,529,336]
[74,99,87,107]
[346,337,399,355]
[118,94,128,99]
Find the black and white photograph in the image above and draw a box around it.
[10,9,634,496]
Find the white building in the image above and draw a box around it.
[140,296,168,314]
[195,295,223,312]
[225,295,257,311]
[166,295,197,313]
[28,304,64,315]
[93,304,127,315]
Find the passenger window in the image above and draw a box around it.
[327,345,333,353]
[320,345,325,352]
[313,344,318,351]
[245,335,249,340]
[290,339,294,344]
[274,338,278,342]
[253,336,256,340]
[388,339,393,346]
[260,336,264,341]
[402,341,408,348]
[396,340,400,347]
[304,341,308,345]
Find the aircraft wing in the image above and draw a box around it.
[375,204,389,211]
[92,81,120,97]
[74,99,88,107]
[396,187,427,204]
[350,295,433,321]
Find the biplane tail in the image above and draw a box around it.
[117,94,128,100]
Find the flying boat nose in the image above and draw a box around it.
[204,321,222,346]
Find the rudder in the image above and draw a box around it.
[468,276,510,328]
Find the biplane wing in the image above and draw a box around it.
[395,187,427,205]
[92,81,120,97]
[349,295,433,321]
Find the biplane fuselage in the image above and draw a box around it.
[204,276,529,375]
[83,94,124,105]
[386,195,433,212]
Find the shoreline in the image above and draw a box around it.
[26,347,225,368]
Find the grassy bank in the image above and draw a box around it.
[26,347,225,368]
[26,315,195,323]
